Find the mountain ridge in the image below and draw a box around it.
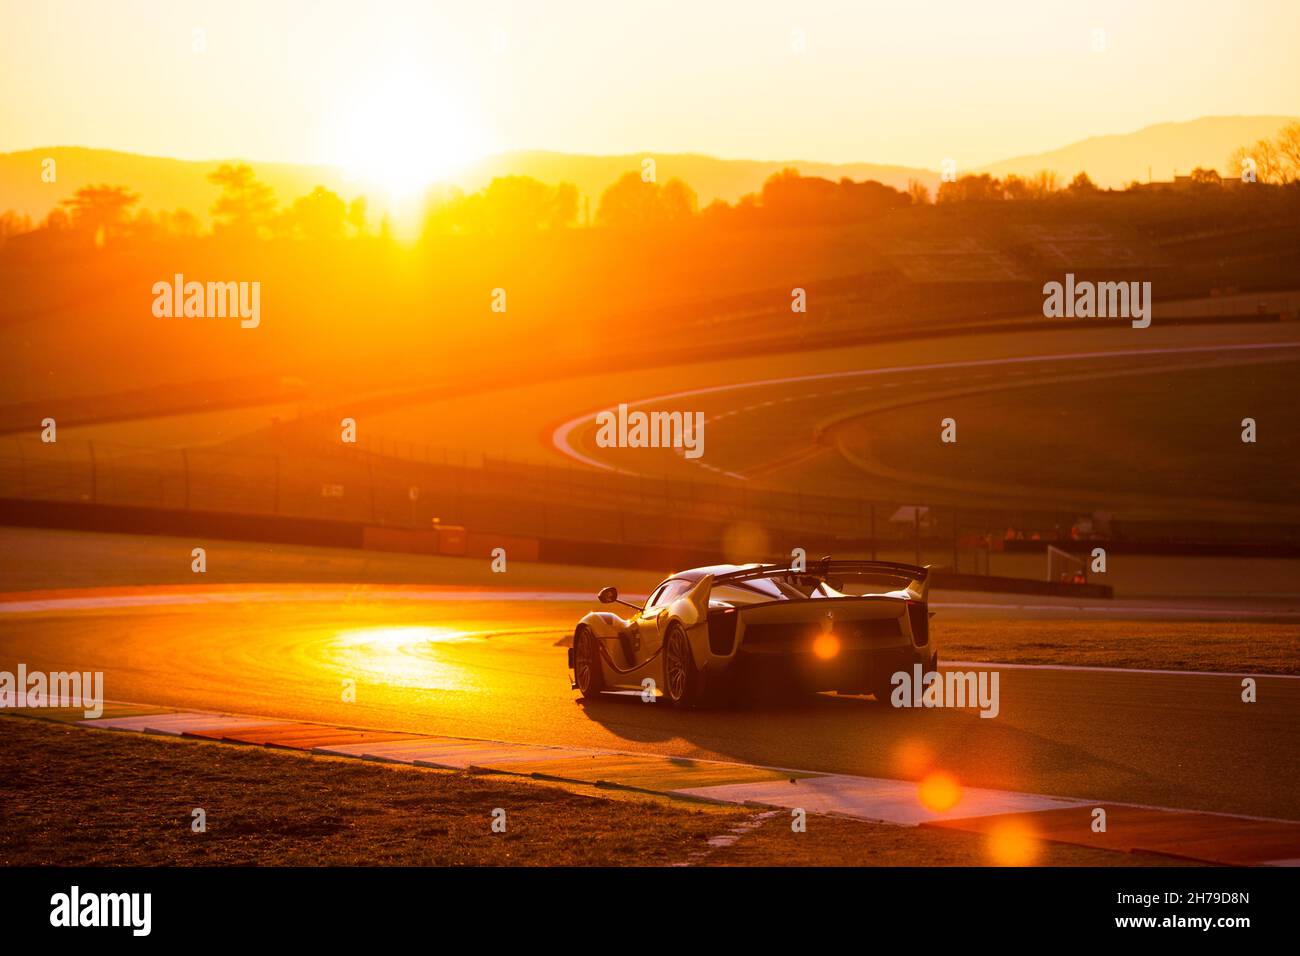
[2,115,1293,225]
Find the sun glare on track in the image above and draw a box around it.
[333,626,473,649]
[329,625,479,689]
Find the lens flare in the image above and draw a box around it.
[917,771,962,813]
[987,819,1041,866]
[812,632,840,659]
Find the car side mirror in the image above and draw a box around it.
[598,586,619,604]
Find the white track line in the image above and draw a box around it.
[551,341,1300,471]
[941,660,1300,680]
[932,599,1300,617]
[0,588,602,613]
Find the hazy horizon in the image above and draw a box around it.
[4,0,1300,192]
[4,112,1294,175]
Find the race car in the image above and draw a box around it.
[567,559,938,706]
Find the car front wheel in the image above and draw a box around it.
[575,627,605,699]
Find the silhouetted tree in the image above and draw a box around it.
[551,182,579,229]
[701,170,909,227]
[1067,171,1099,194]
[1027,170,1060,197]
[482,176,553,233]
[346,197,369,237]
[596,172,662,228]
[1002,174,1030,200]
[41,208,70,231]
[423,177,580,235]
[60,184,139,244]
[208,163,276,238]
[937,173,1002,203]
[290,186,347,239]
[1230,123,1300,184]
[164,208,202,238]
[660,178,698,222]
[760,168,837,222]
[0,210,33,240]
[1276,122,1300,179]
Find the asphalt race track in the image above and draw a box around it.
[550,325,1300,518]
[4,319,1299,848]
[2,585,1297,822]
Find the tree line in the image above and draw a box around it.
[3,122,1297,248]
[0,164,379,247]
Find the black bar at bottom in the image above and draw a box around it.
[0,866,1288,943]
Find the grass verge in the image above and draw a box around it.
[1,715,1179,867]
[937,619,1299,674]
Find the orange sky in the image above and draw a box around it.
[3,0,1298,185]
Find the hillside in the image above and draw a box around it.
[0,146,936,227]
[458,151,938,207]
[2,115,1294,226]
[976,115,1296,187]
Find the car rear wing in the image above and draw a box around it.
[713,559,930,602]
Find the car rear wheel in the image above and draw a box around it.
[662,624,701,707]
[574,627,604,698]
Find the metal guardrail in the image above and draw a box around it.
[0,436,1101,569]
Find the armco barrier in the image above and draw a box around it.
[361,526,437,555]
[1,495,1116,596]
[0,496,363,549]
[436,525,467,556]
[930,570,1112,600]
[466,531,539,561]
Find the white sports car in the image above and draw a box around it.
[568,559,938,706]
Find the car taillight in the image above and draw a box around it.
[708,608,738,655]
[906,601,929,647]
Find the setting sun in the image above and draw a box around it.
[328,62,483,198]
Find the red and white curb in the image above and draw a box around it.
[24,703,1298,867]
